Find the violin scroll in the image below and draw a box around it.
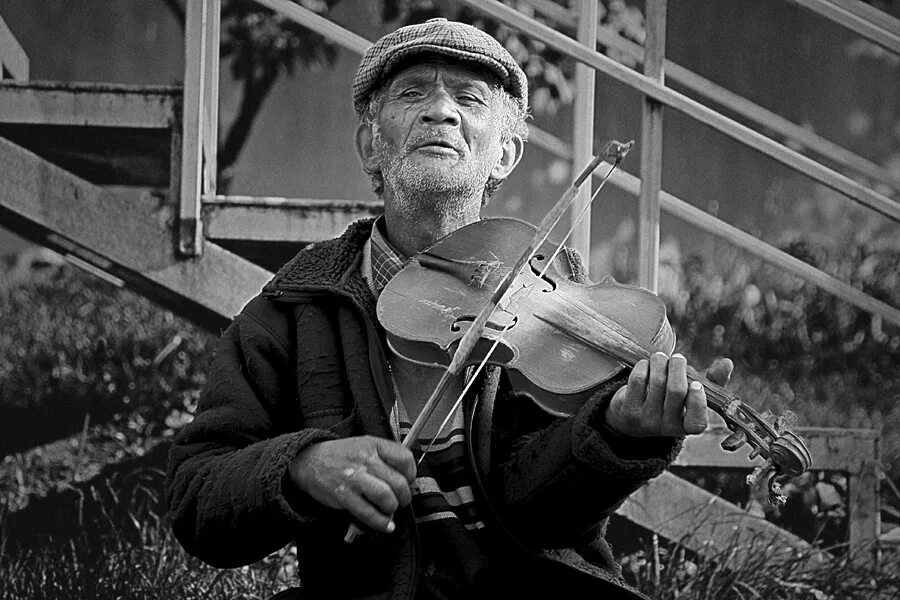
[707,396,813,506]
[600,139,635,163]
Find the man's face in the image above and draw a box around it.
[370,61,508,215]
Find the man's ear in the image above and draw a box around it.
[491,135,524,182]
[355,122,380,174]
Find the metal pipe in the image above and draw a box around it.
[456,0,900,223]
[786,0,900,55]
[637,0,666,292]
[518,0,900,193]
[571,0,598,270]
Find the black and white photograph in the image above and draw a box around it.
[1,1,898,598]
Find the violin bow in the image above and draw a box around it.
[343,140,633,543]
[419,147,632,460]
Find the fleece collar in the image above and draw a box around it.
[263,218,379,312]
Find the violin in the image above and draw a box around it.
[343,141,810,544]
[377,216,812,506]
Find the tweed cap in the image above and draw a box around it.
[353,18,528,117]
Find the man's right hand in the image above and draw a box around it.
[288,436,416,533]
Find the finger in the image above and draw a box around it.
[641,352,669,427]
[334,481,396,533]
[682,381,709,434]
[363,458,414,508]
[705,358,734,386]
[370,437,417,483]
[662,353,689,433]
[618,358,650,427]
[356,470,403,515]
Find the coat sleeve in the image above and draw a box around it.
[492,377,681,548]
[164,297,339,568]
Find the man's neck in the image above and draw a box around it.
[382,197,481,257]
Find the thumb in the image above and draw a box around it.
[706,358,734,386]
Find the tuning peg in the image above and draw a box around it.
[720,430,747,452]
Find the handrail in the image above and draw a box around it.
[830,0,900,38]
[0,14,29,81]
[786,0,900,55]
[458,0,900,223]
[518,0,900,193]
[248,0,900,327]
[519,127,900,327]
[254,0,370,54]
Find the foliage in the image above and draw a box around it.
[0,260,214,456]
[3,223,899,594]
[619,536,900,600]
[0,452,300,600]
[647,186,900,479]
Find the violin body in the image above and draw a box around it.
[378,217,812,502]
[378,217,675,416]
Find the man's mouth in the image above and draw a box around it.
[413,140,461,156]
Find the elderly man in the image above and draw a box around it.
[166,18,732,600]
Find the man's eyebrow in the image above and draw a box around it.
[389,71,494,93]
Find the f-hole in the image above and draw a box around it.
[528,253,557,292]
[451,314,518,332]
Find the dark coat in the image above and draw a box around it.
[165,218,680,599]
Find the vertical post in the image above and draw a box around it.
[179,0,220,257]
[570,0,598,272]
[203,0,221,199]
[847,434,882,566]
[638,0,666,292]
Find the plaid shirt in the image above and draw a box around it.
[367,217,409,296]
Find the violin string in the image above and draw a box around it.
[402,148,626,460]
[416,162,618,463]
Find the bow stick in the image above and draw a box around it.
[344,140,634,543]
[419,154,626,461]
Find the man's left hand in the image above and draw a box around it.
[605,353,734,438]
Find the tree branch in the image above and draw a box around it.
[216,69,281,193]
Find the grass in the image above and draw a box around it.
[2,417,898,599]
[0,420,301,600]
[2,255,899,598]
[0,516,300,600]
[621,535,900,600]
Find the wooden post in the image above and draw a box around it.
[179,0,220,257]
[675,426,881,566]
[202,0,221,200]
[637,0,666,292]
[570,0,597,272]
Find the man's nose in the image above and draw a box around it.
[419,92,460,126]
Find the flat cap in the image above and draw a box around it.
[353,18,528,117]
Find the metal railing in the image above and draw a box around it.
[179,0,900,330]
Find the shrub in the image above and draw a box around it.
[0,263,215,456]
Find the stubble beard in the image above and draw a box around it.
[372,125,493,221]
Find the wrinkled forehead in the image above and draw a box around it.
[383,56,502,92]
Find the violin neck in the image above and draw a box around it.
[685,366,742,416]
[535,294,741,416]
